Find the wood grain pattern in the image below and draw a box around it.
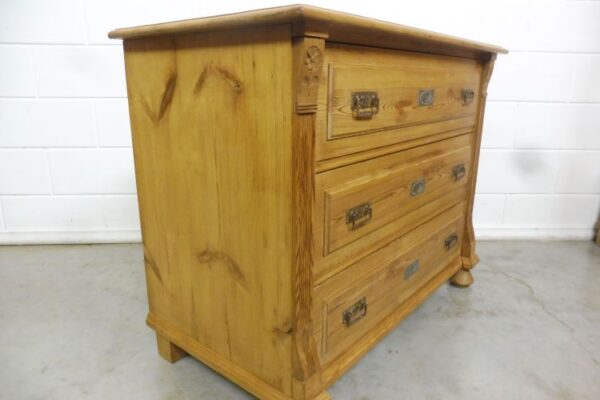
[313,134,472,281]
[156,333,187,363]
[454,54,497,287]
[291,35,324,400]
[315,126,473,173]
[322,135,472,255]
[326,63,480,140]
[148,314,293,400]
[295,37,326,114]
[108,4,507,58]
[320,256,463,387]
[124,25,295,395]
[314,204,465,364]
[315,43,480,161]
[114,7,504,398]
[314,186,468,285]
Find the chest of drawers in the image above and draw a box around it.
[110,5,506,399]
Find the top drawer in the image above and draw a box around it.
[316,44,482,161]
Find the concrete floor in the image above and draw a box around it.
[0,241,599,400]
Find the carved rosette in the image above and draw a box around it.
[295,39,325,114]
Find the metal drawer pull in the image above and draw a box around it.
[445,233,459,250]
[461,88,475,105]
[404,259,420,280]
[351,91,379,119]
[346,202,373,230]
[410,178,426,197]
[452,163,466,181]
[343,297,368,327]
[418,89,434,106]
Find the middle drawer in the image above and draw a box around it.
[314,134,472,282]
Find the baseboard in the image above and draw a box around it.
[0,228,594,245]
[0,230,141,245]
[475,228,595,240]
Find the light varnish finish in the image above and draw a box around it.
[313,204,465,364]
[123,26,295,397]
[317,134,472,258]
[321,46,481,141]
[314,43,481,161]
[111,5,504,399]
[108,4,507,58]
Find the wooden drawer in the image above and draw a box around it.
[314,134,472,280]
[316,43,481,161]
[313,203,465,364]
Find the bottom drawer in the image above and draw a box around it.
[313,202,465,364]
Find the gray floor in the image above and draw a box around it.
[0,241,599,400]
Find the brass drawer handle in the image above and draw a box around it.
[404,259,420,280]
[410,178,426,197]
[461,88,475,105]
[343,297,368,327]
[445,233,459,250]
[351,91,379,119]
[345,202,373,230]
[418,89,434,106]
[452,163,466,181]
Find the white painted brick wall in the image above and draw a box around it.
[1,0,599,243]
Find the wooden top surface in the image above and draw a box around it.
[108,4,507,56]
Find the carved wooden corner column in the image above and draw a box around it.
[291,33,330,400]
[451,54,497,288]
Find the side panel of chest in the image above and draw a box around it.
[123,25,295,395]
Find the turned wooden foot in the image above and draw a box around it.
[450,268,474,288]
[156,333,187,363]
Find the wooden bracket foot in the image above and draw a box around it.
[156,333,187,363]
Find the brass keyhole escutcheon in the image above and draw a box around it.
[445,233,459,250]
[461,88,475,105]
[453,164,466,181]
[404,260,420,280]
[410,178,426,197]
[418,89,434,106]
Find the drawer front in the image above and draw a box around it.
[316,43,481,161]
[324,135,471,255]
[315,134,471,270]
[328,64,479,139]
[313,204,465,364]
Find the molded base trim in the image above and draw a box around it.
[147,313,294,400]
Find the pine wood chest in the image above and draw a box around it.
[109,5,506,399]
